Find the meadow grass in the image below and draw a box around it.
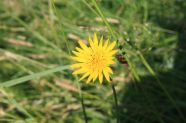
[0,0,186,123]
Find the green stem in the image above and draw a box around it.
[81,93,88,123]
[76,79,88,123]
[111,84,119,123]
[91,0,117,40]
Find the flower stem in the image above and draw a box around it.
[111,84,119,123]
[76,79,88,123]
[80,93,88,123]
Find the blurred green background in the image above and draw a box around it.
[0,0,186,123]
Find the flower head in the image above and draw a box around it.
[70,33,118,84]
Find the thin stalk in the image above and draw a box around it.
[76,79,88,123]
[51,0,71,55]
[91,0,117,40]
[111,84,119,123]
[81,93,88,123]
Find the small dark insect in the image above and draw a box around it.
[115,54,128,64]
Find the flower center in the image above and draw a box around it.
[88,51,105,71]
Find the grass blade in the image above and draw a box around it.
[0,65,70,87]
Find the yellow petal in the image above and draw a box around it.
[86,74,94,83]
[93,33,98,47]
[107,59,115,64]
[99,36,103,48]
[107,50,118,56]
[72,51,82,57]
[70,63,83,68]
[75,47,83,52]
[103,68,110,82]
[71,56,86,62]
[98,72,103,84]
[72,68,86,75]
[79,72,90,81]
[78,41,88,50]
[103,39,109,49]
[89,36,94,48]
[107,41,116,51]
[93,72,99,82]
[105,67,113,74]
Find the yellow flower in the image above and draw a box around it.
[70,33,118,84]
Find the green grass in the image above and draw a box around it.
[0,0,186,123]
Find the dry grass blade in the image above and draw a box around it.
[54,79,78,92]
[67,33,87,44]
[95,17,120,24]
[6,38,33,47]
[29,54,49,59]
[79,26,107,32]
